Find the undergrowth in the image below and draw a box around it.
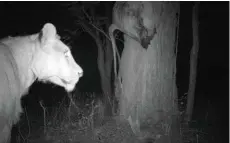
[16,92,210,143]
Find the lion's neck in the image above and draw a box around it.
[5,36,37,95]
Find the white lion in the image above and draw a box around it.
[0,23,83,143]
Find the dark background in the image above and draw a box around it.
[0,2,228,142]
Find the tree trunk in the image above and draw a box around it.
[185,2,200,123]
[96,37,113,116]
[78,19,114,116]
[67,2,114,116]
[97,2,114,116]
[118,2,181,142]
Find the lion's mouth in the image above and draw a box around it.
[60,77,79,85]
[60,78,71,85]
[43,76,78,92]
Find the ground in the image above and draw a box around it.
[10,85,228,143]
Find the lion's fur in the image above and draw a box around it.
[0,23,83,143]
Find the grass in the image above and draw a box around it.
[14,92,219,143]
[42,92,105,143]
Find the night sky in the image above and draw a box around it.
[0,2,228,142]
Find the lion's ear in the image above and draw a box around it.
[40,23,57,47]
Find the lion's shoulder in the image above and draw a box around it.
[1,34,38,49]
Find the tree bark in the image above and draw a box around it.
[185,2,200,123]
[117,2,181,142]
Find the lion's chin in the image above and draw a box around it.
[61,78,79,92]
[64,83,76,92]
[43,76,78,92]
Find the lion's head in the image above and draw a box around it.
[32,23,83,92]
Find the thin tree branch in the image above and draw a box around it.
[90,22,111,41]
[75,20,97,40]
[82,6,92,22]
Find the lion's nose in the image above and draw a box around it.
[76,65,83,78]
[78,71,83,78]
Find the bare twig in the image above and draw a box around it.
[18,107,31,142]
[63,29,80,36]
[39,100,47,134]
[67,92,79,109]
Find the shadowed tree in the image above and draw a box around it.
[64,2,116,116]
[109,2,182,142]
[185,2,200,123]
